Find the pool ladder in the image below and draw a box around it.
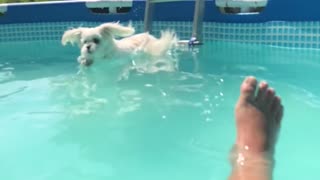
[144,0,205,48]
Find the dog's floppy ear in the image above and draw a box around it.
[98,22,135,38]
[61,28,86,46]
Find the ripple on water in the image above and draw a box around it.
[0,82,27,99]
[0,67,15,83]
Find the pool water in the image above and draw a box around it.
[0,40,319,180]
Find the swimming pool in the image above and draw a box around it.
[1,0,320,180]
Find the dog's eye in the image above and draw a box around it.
[93,38,100,44]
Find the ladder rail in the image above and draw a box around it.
[143,0,154,32]
[192,0,205,42]
[144,0,205,44]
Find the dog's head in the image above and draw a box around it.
[62,22,135,66]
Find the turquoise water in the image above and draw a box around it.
[0,41,320,180]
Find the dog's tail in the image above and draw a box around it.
[147,30,178,56]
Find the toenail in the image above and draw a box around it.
[267,88,275,95]
[245,77,257,85]
[259,81,268,88]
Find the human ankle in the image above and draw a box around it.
[229,145,274,172]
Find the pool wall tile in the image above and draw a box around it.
[0,21,320,49]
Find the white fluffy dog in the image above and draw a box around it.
[61,22,177,66]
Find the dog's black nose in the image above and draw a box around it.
[86,45,91,50]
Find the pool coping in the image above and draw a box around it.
[1,0,320,24]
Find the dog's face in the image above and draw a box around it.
[62,22,135,66]
[79,30,106,60]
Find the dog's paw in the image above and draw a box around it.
[77,56,93,66]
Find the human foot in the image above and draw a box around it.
[229,76,284,180]
[234,76,283,154]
